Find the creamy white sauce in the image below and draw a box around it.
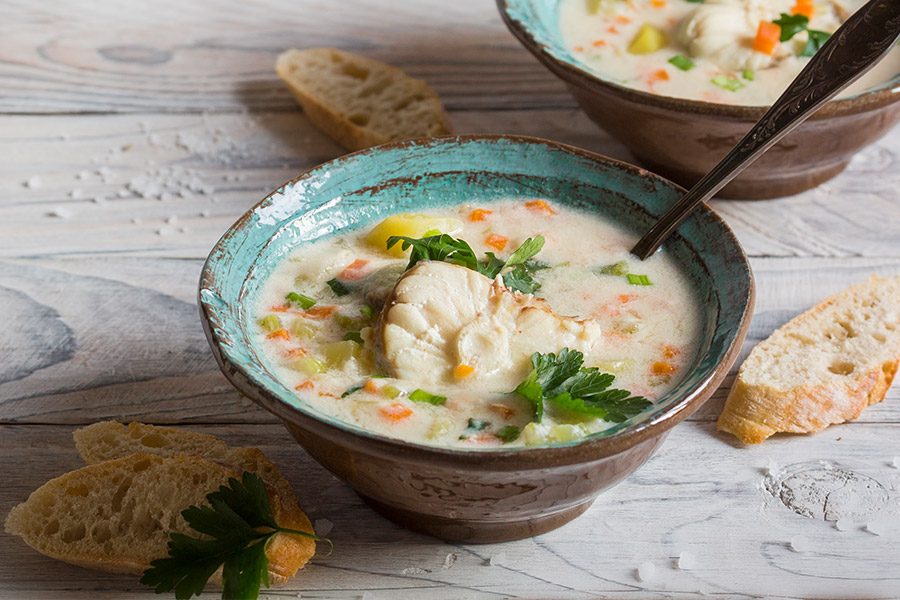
[254,200,701,449]
[558,0,900,105]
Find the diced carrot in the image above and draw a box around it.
[792,0,814,18]
[485,234,508,251]
[266,328,290,340]
[608,25,619,34]
[461,435,501,445]
[269,304,290,312]
[651,0,667,6]
[752,21,780,55]
[468,208,492,222]
[652,361,676,375]
[573,45,584,52]
[618,294,638,304]
[303,305,337,320]
[295,381,315,391]
[381,403,413,422]
[364,379,379,394]
[525,199,557,215]
[454,364,475,379]
[615,15,632,24]
[592,40,607,48]
[651,69,670,82]
[490,403,515,419]
[663,344,680,359]
[339,259,370,281]
[284,347,307,357]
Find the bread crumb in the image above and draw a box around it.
[24,176,42,189]
[637,561,656,582]
[835,517,853,531]
[47,207,73,218]
[488,552,507,567]
[865,521,888,536]
[442,552,457,569]
[314,518,333,536]
[790,535,811,552]
[676,552,697,569]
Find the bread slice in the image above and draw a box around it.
[276,47,452,151]
[4,453,315,581]
[72,421,314,583]
[718,275,900,443]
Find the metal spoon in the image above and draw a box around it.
[631,0,900,260]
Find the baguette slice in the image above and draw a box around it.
[276,47,452,151]
[4,453,315,581]
[718,275,900,443]
[73,421,314,583]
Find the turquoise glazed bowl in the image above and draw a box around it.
[498,0,900,199]
[199,135,754,542]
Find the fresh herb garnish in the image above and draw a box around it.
[341,385,363,398]
[711,75,744,92]
[342,331,364,345]
[742,69,755,81]
[409,389,447,406]
[386,233,546,294]
[325,279,351,297]
[496,425,521,443]
[459,417,491,439]
[285,292,316,310]
[513,349,650,423]
[140,472,331,600]
[773,13,831,56]
[668,54,695,71]
[626,273,652,286]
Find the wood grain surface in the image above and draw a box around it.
[2,0,900,598]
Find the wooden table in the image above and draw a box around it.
[2,1,899,598]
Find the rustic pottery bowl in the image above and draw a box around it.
[198,135,754,542]
[498,0,900,199]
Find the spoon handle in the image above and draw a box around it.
[631,0,900,260]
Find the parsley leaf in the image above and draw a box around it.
[140,472,331,600]
[773,13,809,41]
[342,331,364,345]
[386,233,546,294]
[325,278,351,297]
[513,349,650,424]
[801,29,831,57]
[496,425,521,443]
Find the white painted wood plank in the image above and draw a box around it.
[2,423,898,599]
[0,0,573,114]
[3,113,900,260]
[2,255,898,426]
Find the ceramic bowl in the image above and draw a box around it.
[199,135,754,542]
[498,0,900,199]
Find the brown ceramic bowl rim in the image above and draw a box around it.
[199,134,754,470]
[497,0,900,120]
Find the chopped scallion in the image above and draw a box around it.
[341,385,363,398]
[343,331,364,345]
[409,389,447,406]
[360,305,375,319]
[668,54,694,71]
[285,292,316,309]
[742,69,755,81]
[626,273,653,286]
[710,75,743,92]
[326,278,351,297]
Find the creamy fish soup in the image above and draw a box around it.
[254,200,701,449]
[560,0,900,105]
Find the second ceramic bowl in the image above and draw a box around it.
[498,0,900,199]
[199,135,754,542]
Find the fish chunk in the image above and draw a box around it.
[377,261,603,390]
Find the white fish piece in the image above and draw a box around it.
[378,261,603,391]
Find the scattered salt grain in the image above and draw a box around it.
[442,553,458,569]
[314,518,333,536]
[835,518,853,532]
[60,133,70,141]
[865,521,888,536]
[200,209,212,218]
[24,175,42,189]
[790,536,811,552]
[76,170,90,180]
[488,552,507,567]
[891,457,900,469]
[401,567,429,575]
[117,189,130,198]
[637,561,656,582]
[92,195,106,204]
[676,552,697,570]
[69,189,83,199]
[47,207,74,218]
[166,215,178,225]
[765,459,780,477]
[156,227,174,236]
[132,217,142,224]
[179,226,190,234]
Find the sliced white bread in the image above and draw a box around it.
[4,453,316,580]
[72,421,314,582]
[275,47,452,151]
[718,275,900,443]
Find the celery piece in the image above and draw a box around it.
[548,423,588,442]
[427,418,453,439]
[336,315,365,331]
[409,389,446,406]
[626,273,652,285]
[522,422,549,446]
[382,385,401,399]
[322,341,361,368]
[288,357,326,375]
[259,314,282,333]
[593,359,632,374]
[742,69,755,81]
[594,260,629,276]
[286,292,316,310]
[668,54,694,71]
[290,318,316,340]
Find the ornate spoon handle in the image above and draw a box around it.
[631,0,900,260]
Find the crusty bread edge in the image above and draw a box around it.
[275,48,453,152]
